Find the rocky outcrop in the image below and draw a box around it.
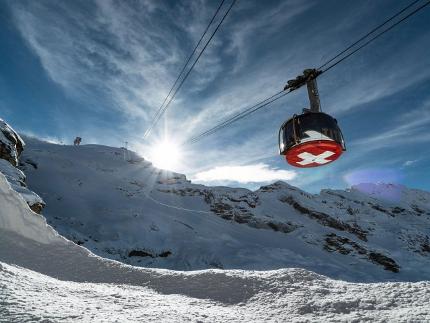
[0,118,24,166]
[0,119,45,213]
[153,179,430,274]
[128,250,172,258]
[279,195,368,241]
[156,173,189,185]
[367,252,400,273]
[324,233,400,273]
[158,186,299,234]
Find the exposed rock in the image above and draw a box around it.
[398,232,430,256]
[412,205,425,215]
[322,191,347,200]
[280,195,368,241]
[129,250,153,258]
[368,252,400,273]
[259,181,300,193]
[0,118,24,166]
[158,187,209,198]
[368,203,393,217]
[324,233,367,255]
[324,233,400,273]
[158,251,172,258]
[156,172,188,185]
[0,119,45,213]
[159,186,298,235]
[128,249,172,258]
[391,206,406,214]
[30,203,45,214]
[265,221,298,233]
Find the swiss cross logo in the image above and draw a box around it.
[285,140,343,168]
[296,151,335,166]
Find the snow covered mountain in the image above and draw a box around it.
[1,118,430,321]
[1,172,429,321]
[9,134,430,281]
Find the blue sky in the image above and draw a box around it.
[1,0,429,193]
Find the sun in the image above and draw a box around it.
[149,139,182,171]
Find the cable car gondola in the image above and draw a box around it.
[279,69,346,168]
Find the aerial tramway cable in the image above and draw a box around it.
[143,0,226,140]
[317,0,423,71]
[143,0,237,139]
[320,0,430,73]
[187,90,286,144]
[185,0,429,145]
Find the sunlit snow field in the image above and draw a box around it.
[1,172,430,322]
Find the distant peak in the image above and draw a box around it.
[351,182,405,202]
[258,181,300,193]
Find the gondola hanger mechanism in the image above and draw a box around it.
[279,69,346,168]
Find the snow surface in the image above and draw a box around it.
[1,173,430,322]
[0,159,44,208]
[15,136,430,282]
[3,262,430,322]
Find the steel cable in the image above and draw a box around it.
[185,0,429,145]
[143,0,237,139]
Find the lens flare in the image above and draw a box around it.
[149,139,182,171]
[343,168,404,202]
[344,168,403,186]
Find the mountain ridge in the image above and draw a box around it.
[7,135,428,281]
[1,118,429,281]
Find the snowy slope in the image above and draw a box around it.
[16,136,430,281]
[1,173,429,322]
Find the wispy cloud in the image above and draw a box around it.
[6,0,430,191]
[192,163,296,184]
[350,102,430,152]
[225,0,314,73]
[9,0,225,121]
[403,159,419,167]
[321,32,430,115]
[19,130,65,145]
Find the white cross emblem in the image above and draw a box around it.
[296,151,335,166]
[301,130,333,143]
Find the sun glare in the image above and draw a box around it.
[149,139,182,171]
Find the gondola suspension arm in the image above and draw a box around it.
[283,68,322,112]
[306,75,321,113]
